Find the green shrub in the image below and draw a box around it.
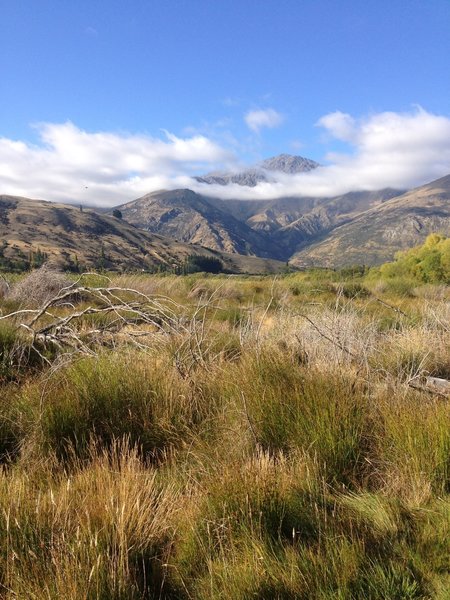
[379,234,450,285]
[339,282,371,298]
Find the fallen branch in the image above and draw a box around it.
[373,297,409,318]
[408,376,450,399]
[294,312,358,360]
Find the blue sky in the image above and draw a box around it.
[1,0,450,205]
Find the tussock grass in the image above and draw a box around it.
[0,321,46,382]
[375,392,450,502]
[0,269,448,598]
[20,350,223,463]
[0,441,181,599]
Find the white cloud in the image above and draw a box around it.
[0,122,234,206]
[244,108,284,133]
[317,111,356,142]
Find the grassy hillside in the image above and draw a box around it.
[0,195,286,274]
[0,266,448,598]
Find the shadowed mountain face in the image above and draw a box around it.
[271,189,402,252]
[115,186,404,262]
[113,189,285,259]
[195,153,320,187]
[0,195,286,274]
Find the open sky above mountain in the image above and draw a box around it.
[1,1,450,206]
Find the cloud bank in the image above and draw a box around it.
[0,122,234,206]
[193,107,450,200]
[0,108,450,207]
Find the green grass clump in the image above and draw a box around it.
[22,351,206,462]
[0,321,19,379]
[0,321,46,382]
[376,393,450,499]
[224,351,368,486]
[170,457,434,600]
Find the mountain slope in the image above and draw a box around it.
[0,195,285,273]
[290,175,450,267]
[208,189,402,260]
[113,189,283,258]
[113,186,404,263]
[272,189,402,252]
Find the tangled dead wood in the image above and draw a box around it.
[0,281,188,362]
[0,276,234,378]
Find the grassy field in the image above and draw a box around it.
[0,265,449,599]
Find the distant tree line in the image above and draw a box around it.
[174,255,224,275]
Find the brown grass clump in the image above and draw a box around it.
[0,441,181,598]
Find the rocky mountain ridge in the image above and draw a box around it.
[195,153,320,187]
[115,183,404,263]
[290,174,450,267]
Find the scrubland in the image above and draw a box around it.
[0,262,449,599]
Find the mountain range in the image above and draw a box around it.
[291,174,450,267]
[2,154,450,272]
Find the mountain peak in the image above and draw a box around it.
[259,154,320,174]
[196,153,319,187]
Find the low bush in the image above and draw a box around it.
[9,264,72,306]
[339,282,371,298]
